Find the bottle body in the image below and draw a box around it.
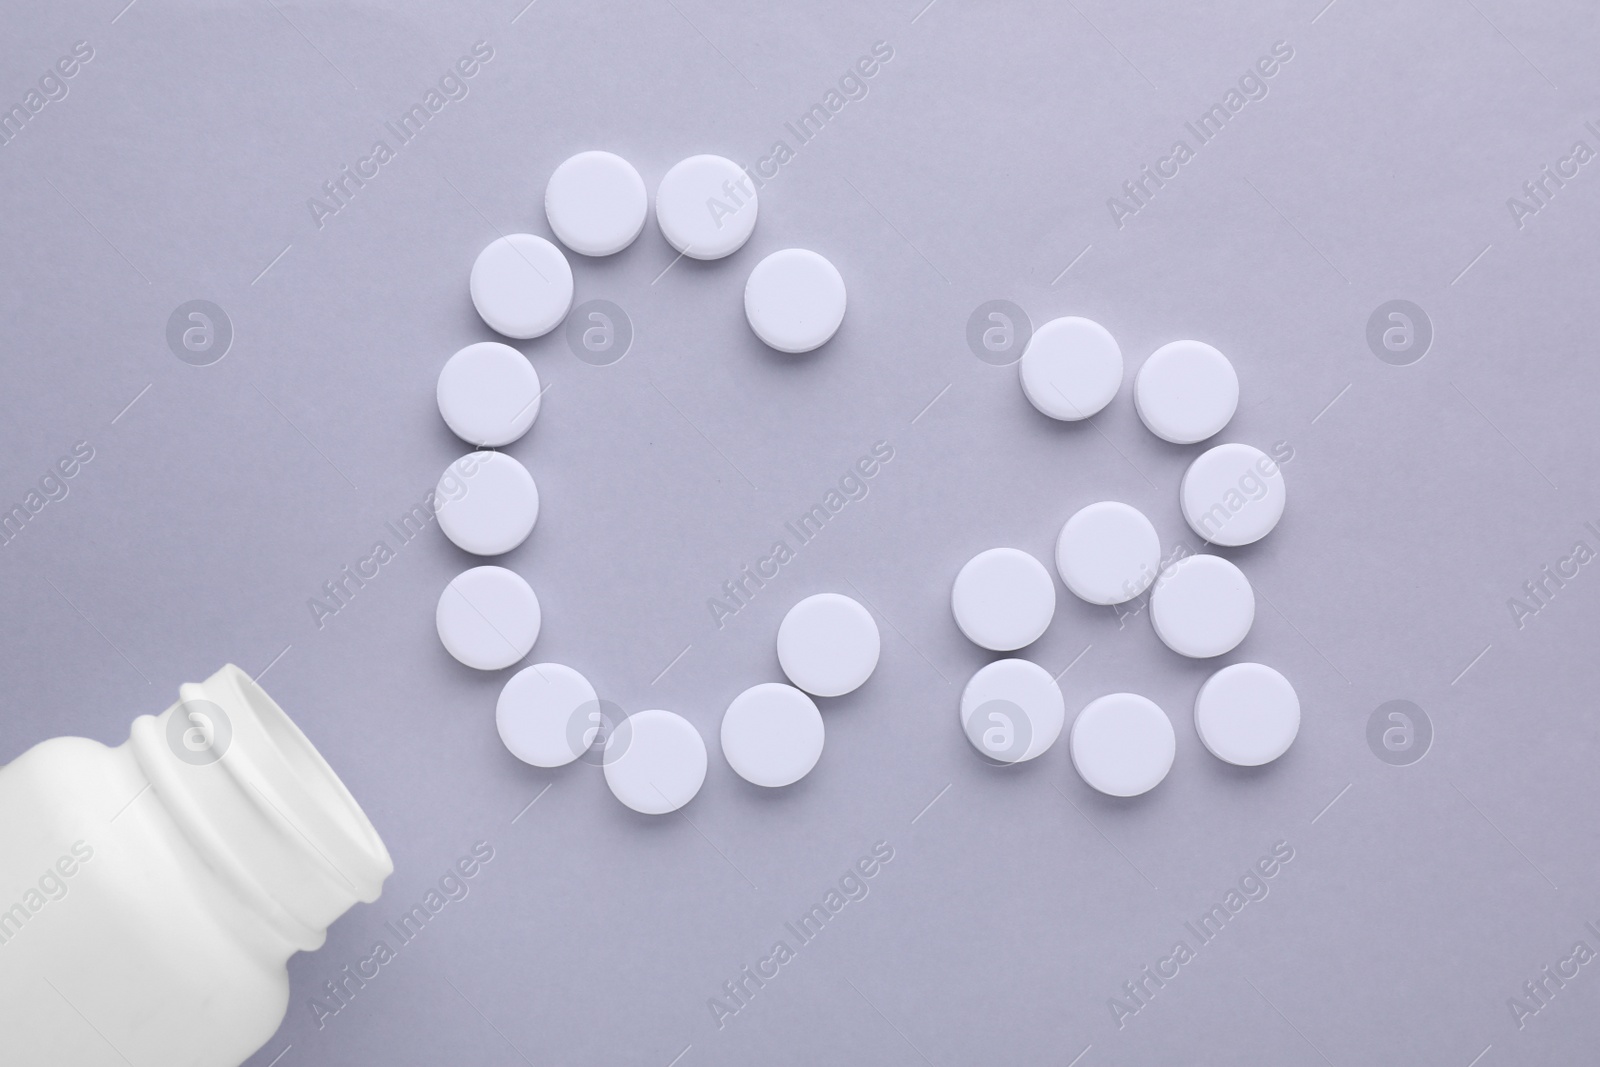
[0,665,392,1066]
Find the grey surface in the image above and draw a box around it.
[3,1,1598,1064]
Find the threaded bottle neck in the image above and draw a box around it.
[130,665,392,953]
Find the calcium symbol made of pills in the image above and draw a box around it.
[431,148,1297,815]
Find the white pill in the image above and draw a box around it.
[437,341,542,447]
[951,548,1056,651]
[1070,693,1176,797]
[469,233,574,339]
[744,249,847,353]
[960,658,1065,763]
[435,451,539,556]
[1018,316,1122,421]
[655,154,756,260]
[544,150,648,257]
[1055,502,1160,606]
[496,662,598,768]
[1134,340,1239,444]
[776,593,880,697]
[720,682,825,788]
[604,709,708,814]
[1180,442,1286,547]
[1194,662,1300,766]
[1149,554,1254,658]
[436,566,541,670]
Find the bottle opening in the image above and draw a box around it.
[216,665,393,904]
[132,665,394,951]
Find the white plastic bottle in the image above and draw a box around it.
[0,664,393,1066]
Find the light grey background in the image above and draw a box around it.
[3,0,1598,1064]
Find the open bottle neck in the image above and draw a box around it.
[129,664,392,953]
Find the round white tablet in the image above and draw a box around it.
[436,566,541,670]
[1070,693,1176,797]
[544,150,648,257]
[1149,554,1254,658]
[435,451,539,556]
[436,341,542,447]
[496,663,598,767]
[604,709,708,814]
[951,548,1056,651]
[1134,340,1239,444]
[1194,662,1300,766]
[720,683,825,787]
[960,658,1065,763]
[1018,316,1123,421]
[469,233,574,339]
[776,593,880,697]
[656,154,756,260]
[1055,502,1160,606]
[1180,442,1286,547]
[744,249,847,353]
